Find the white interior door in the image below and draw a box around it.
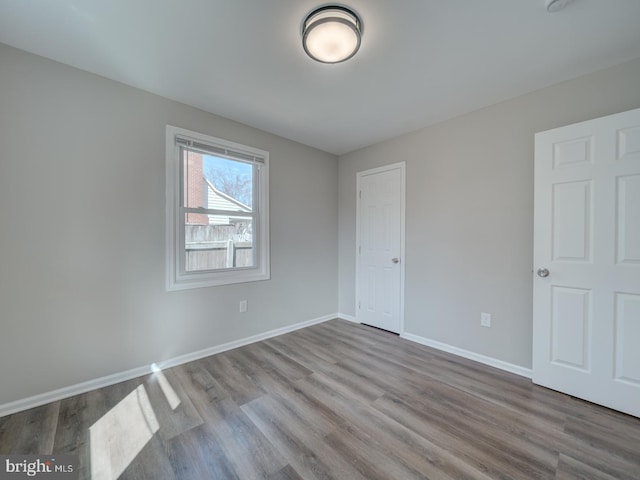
[356,163,405,333]
[533,107,640,418]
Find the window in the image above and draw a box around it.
[166,125,269,290]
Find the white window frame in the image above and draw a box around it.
[166,125,270,290]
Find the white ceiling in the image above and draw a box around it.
[1,1,640,155]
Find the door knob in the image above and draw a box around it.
[537,268,550,278]
[392,257,400,264]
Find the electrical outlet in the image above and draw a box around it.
[239,300,248,313]
[481,312,491,327]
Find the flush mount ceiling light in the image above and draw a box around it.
[302,5,362,64]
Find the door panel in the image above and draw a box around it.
[553,136,593,169]
[617,126,640,161]
[617,174,640,264]
[533,107,640,418]
[614,293,640,385]
[552,181,592,262]
[550,286,591,371]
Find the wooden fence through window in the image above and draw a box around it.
[185,224,253,271]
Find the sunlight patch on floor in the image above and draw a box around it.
[154,369,181,410]
[89,385,159,480]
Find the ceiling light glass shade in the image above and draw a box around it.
[303,6,362,64]
[545,0,574,12]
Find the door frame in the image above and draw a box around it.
[355,162,406,334]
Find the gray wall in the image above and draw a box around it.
[0,43,338,406]
[2,39,639,407]
[338,58,640,369]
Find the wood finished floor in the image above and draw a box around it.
[1,319,639,479]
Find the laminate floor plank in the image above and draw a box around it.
[563,414,640,467]
[293,371,490,480]
[0,409,28,453]
[333,354,433,401]
[565,395,640,441]
[266,338,385,403]
[290,329,350,361]
[333,325,570,427]
[119,436,176,480]
[316,320,395,350]
[241,342,314,381]
[222,351,296,399]
[0,402,59,454]
[172,360,228,404]
[336,324,489,375]
[267,464,304,480]
[201,350,266,406]
[428,368,571,423]
[373,393,558,480]
[303,371,541,480]
[25,402,59,454]
[242,395,370,480]
[378,378,560,478]
[249,375,346,438]
[178,363,287,480]
[223,345,313,401]
[245,390,342,444]
[265,332,340,366]
[402,368,568,446]
[164,424,239,480]
[323,426,428,480]
[552,424,640,480]
[555,453,621,480]
[378,341,572,425]
[143,368,203,441]
[1,318,639,479]
[52,386,113,480]
[347,400,494,480]
[0,416,8,452]
[300,324,376,359]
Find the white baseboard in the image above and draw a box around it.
[400,332,532,379]
[0,364,153,419]
[335,316,531,378]
[337,313,357,323]
[0,313,337,418]
[153,313,335,371]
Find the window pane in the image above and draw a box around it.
[184,215,255,272]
